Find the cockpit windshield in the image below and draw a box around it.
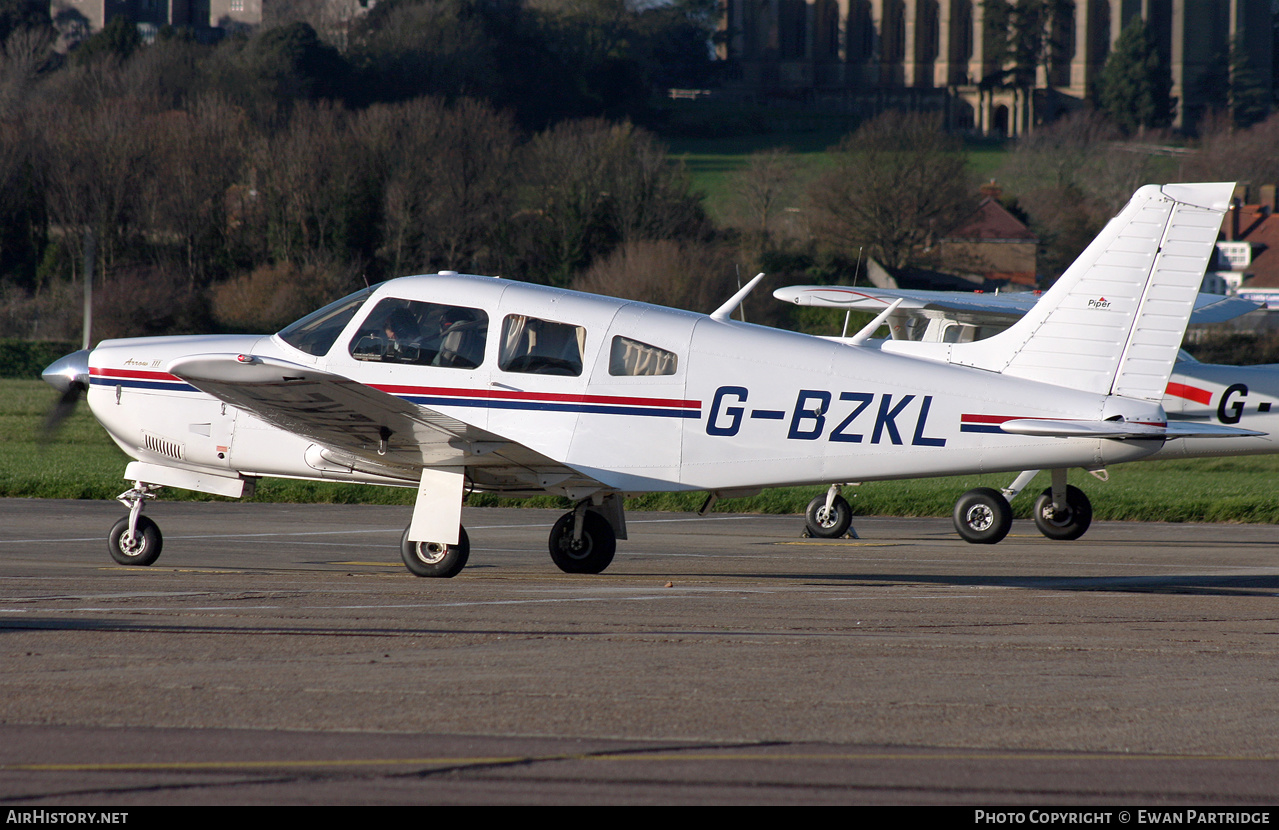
[277,287,375,356]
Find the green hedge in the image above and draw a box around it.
[0,340,80,380]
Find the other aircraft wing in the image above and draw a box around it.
[773,285,1261,327]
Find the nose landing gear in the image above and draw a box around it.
[109,482,164,565]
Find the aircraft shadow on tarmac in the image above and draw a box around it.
[734,571,1279,597]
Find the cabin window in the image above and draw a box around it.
[278,287,374,356]
[349,298,488,368]
[499,314,585,376]
[609,336,677,376]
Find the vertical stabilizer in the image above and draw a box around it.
[893,183,1234,400]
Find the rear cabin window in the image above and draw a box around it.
[499,314,585,376]
[349,298,488,369]
[609,336,678,376]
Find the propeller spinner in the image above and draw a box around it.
[40,349,91,439]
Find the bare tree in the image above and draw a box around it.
[520,118,707,285]
[808,112,973,270]
[572,238,736,313]
[995,109,1167,278]
[37,93,154,282]
[724,147,802,244]
[254,101,375,265]
[1180,112,1279,189]
[210,258,356,333]
[147,94,251,287]
[355,96,519,277]
[0,25,52,119]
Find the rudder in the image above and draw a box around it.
[888,183,1235,400]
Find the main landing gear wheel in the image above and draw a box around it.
[548,510,616,574]
[804,494,853,538]
[108,515,163,566]
[1032,485,1092,541]
[401,525,470,578]
[953,487,1013,545]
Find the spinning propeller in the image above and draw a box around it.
[40,350,91,440]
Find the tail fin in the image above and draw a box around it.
[887,183,1234,401]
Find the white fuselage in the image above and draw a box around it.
[1152,361,1279,459]
[86,274,1180,497]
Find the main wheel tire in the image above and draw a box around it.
[804,494,853,538]
[548,511,616,574]
[953,487,1013,544]
[1032,485,1092,541]
[108,516,163,566]
[401,525,469,578]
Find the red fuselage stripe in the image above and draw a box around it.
[960,414,1018,424]
[1165,381,1213,405]
[89,367,701,409]
[372,384,700,409]
[91,367,181,382]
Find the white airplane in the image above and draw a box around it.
[775,244,1279,543]
[42,183,1260,575]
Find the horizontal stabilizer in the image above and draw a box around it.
[999,418,1265,440]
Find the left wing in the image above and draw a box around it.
[167,353,602,495]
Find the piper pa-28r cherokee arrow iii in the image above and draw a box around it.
[42,182,1259,576]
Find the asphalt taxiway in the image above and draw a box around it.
[1,499,1276,804]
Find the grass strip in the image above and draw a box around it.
[6,379,1278,523]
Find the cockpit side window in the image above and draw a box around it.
[609,336,678,376]
[277,287,374,356]
[499,314,585,376]
[349,297,488,368]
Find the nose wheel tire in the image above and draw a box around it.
[401,525,470,578]
[548,511,616,574]
[804,494,853,538]
[1032,485,1092,541]
[108,516,163,566]
[953,487,1013,544]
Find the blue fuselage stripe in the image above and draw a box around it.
[91,377,199,393]
[960,424,1005,434]
[396,394,701,418]
[91,378,700,419]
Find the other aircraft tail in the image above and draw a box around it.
[884,183,1235,401]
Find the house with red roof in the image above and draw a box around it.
[1214,186,1279,309]
[934,187,1039,289]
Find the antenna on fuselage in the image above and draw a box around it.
[734,265,745,322]
[711,272,765,322]
[841,246,864,338]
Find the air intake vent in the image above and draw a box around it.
[142,432,185,461]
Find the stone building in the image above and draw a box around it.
[719,0,1274,134]
[50,0,263,39]
[48,0,372,44]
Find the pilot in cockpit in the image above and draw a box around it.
[383,307,424,363]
